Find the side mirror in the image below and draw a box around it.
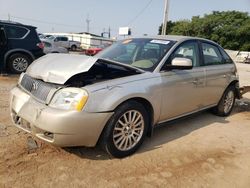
[54,38,58,42]
[0,28,7,46]
[167,57,193,70]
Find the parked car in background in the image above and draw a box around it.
[85,44,110,56]
[235,51,250,64]
[39,34,53,40]
[38,33,44,39]
[10,36,239,158]
[42,39,68,54]
[0,20,44,74]
[85,46,103,56]
[47,35,81,51]
[245,57,250,64]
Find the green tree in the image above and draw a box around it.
[158,11,250,51]
[158,21,176,35]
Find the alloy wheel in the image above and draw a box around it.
[13,57,29,72]
[224,90,234,114]
[113,110,145,151]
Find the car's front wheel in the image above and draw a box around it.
[213,85,236,116]
[101,101,149,158]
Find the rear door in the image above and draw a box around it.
[0,25,8,72]
[159,40,206,121]
[4,24,29,49]
[200,42,233,106]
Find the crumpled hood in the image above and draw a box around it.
[26,54,98,84]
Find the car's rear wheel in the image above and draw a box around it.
[101,101,149,158]
[8,53,31,74]
[213,85,236,116]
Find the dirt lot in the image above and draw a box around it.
[0,63,250,188]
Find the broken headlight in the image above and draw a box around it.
[49,88,88,111]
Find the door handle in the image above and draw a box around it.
[192,79,203,85]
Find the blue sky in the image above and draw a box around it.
[0,0,249,37]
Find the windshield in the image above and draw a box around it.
[96,38,175,71]
[47,35,55,40]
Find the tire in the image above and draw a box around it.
[8,53,32,74]
[101,101,149,158]
[213,85,236,117]
[71,45,77,51]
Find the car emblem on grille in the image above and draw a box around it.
[32,82,39,91]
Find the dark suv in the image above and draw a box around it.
[0,20,44,74]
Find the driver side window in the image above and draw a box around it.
[171,41,200,67]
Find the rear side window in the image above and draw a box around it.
[202,43,223,66]
[220,48,233,64]
[4,25,29,39]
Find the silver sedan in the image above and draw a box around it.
[10,36,239,158]
[42,39,68,54]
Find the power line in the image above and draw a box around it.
[126,0,153,26]
[5,14,83,29]
[6,14,106,32]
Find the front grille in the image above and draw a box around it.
[20,74,59,103]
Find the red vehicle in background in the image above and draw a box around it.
[85,44,111,56]
[85,47,103,56]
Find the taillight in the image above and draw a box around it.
[37,42,44,49]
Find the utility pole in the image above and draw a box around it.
[101,27,111,38]
[108,26,111,38]
[8,13,10,21]
[161,0,169,35]
[86,14,91,33]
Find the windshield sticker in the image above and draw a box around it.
[122,39,133,44]
[150,40,170,45]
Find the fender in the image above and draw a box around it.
[84,77,163,125]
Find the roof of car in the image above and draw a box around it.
[0,20,36,28]
[131,35,217,44]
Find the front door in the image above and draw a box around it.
[54,37,61,47]
[159,41,206,122]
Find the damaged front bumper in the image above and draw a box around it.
[10,86,113,147]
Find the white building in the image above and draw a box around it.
[44,32,114,50]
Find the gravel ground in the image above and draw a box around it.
[0,63,250,188]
